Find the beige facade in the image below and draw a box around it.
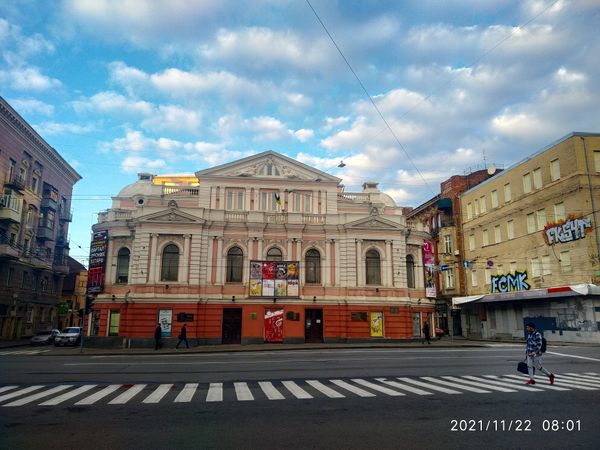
[455,133,600,343]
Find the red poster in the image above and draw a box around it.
[264,309,284,343]
[262,262,275,279]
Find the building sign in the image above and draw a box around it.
[370,311,384,337]
[249,261,299,297]
[158,309,172,337]
[423,240,437,298]
[87,230,108,293]
[264,308,284,342]
[544,216,592,245]
[491,270,530,293]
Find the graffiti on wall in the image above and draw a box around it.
[491,270,530,293]
[543,216,592,245]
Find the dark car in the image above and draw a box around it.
[54,327,82,346]
[30,329,60,345]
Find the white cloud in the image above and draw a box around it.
[8,98,54,116]
[73,91,153,116]
[322,116,350,131]
[121,155,167,174]
[34,121,96,135]
[101,130,152,153]
[141,105,202,133]
[1,67,61,91]
[294,129,314,143]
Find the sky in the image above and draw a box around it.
[1,0,599,266]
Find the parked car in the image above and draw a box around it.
[30,329,60,345]
[54,327,82,346]
[435,327,445,339]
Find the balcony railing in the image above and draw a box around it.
[0,233,20,259]
[337,192,371,203]
[162,186,199,196]
[4,173,26,191]
[98,209,133,223]
[41,196,58,210]
[0,195,23,223]
[303,214,326,225]
[266,213,287,224]
[225,211,249,222]
[59,209,73,222]
[36,224,55,241]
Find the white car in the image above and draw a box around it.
[54,327,82,346]
[30,329,60,345]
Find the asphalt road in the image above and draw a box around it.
[1,344,599,450]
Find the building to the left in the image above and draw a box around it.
[0,96,82,340]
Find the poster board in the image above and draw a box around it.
[249,261,299,298]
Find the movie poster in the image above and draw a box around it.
[287,279,299,296]
[276,262,288,279]
[423,240,437,298]
[262,262,275,279]
[250,261,262,279]
[275,279,287,296]
[249,279,262,297]
[287,262,298,279]
[262,279,275,296]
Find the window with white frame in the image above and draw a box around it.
[496,265,503,276]
[532,168,542,189]
[550,158,560,181]
[542,255,552,275]
[293,193,301,212]
[504,183,511,202]
[509,261,517,274]
[471,270,478,287]
[507,220,515,240]
[526,213,536,233]
[559,250,571,272]
[523,173,532,193]
[485,268,492,285]
[479,196,487,214]
[482,229,489,246]
[536,208,546,231]
[260,191,279,211]
[467,202,473,220]
[445,268,455,289]
[494,225,501,244]
[304,193,312,213]
[474,198,479,216]
[595,151,600,172]
[554,202,565,222]
[468,234,475,251]
[491,190,498,208]
[225,189,245,210]
[443,235,452,254]
[531,257,541,278]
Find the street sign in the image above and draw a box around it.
[440,265,449,271]
[177,313,194,322]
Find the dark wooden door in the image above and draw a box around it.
[305,308,323,343]
[222,308,242,344]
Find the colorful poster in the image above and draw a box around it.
[262,279,275,296]
[276,263,288,279]
[262,262,275,279]
[158,309,172,337]
[370,311,384,337]
[87,230,108,293]
[264,309,284,342]
[423,240,437,298]
[287,279,299,296]
[275,279,287,296]
[250,262,262,279]
[287,263,298,279]
[249,279,262,297]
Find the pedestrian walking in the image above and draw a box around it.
[525,322,555,385]
[176,324,189,349]
[154,323,162,350]
[422,321,431,344]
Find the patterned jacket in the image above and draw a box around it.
[526,331,542,354]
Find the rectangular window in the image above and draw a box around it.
[554,202,565,222]
[482,229,489,246]
[6,268,14,287]
[474,198,479,216]
[527,213,536,233]
[304,193,311,213]
[531,257,541,278]
[484,268,492,285]
[559,250,571,272]
[467,202,473,220]
[507,220,515,240]
[496,265,503,276]
[225,189,244,210]
[31,176,38,193]
[261,192,267,211]
[26,308,34,324]
[226,191,233,210]
[294,193,301,212]
[468,234,475,251]
[509,262,517,274]
[532,168,542,189]
[542,255,552,275]
[494,225,501,244]
[595,151,600,172]
[536,208,546,231]
[523,173,532,194]
[479,196,487,214]
[22,271,29,289]
[445,269,455,289]
[504,183,511,202]
[271,192,278,211]
[550,159,560,181]
[491,190,498,208]
[237,192,244,210]
[471,270,478,287]
[108,310,120,336]
[443,235,452,254]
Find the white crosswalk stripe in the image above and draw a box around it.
[0,349,50,356]
[2,373,596,408]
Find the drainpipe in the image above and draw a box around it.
[581,137,600,269]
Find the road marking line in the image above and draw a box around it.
[143,384,173,404]
[564,373,600,382]
[75,384,121,405]
[351,379,405,396]
[398,377,462,394]
[546,375,600,387]
[420,377,490,393]
[0,386,18,395]
[462,375,542,392]
[109,384,147,404]
[3,385,72,407]
[489,375,569,391]
[174,383,198,403]
[39,385,97,405]
[281,381,313,399]
[585,372,599,376]
[206,383,223,402]
[330,379,375,397]
[234,382,254,401]
[0,385,45,403]
[441,376,516,392]
[546,352,600,362]
[306,380,345,398]
[376,378,433,395]
[258,381,285,400]
[502,374,597,391]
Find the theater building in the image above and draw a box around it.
[89,151,434,346]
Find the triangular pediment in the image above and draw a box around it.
[345,216,403,230]
[195,150,341,183]
[138,209,202,224]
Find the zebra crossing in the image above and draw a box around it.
[0,349,51,356]
[1,372,598,408]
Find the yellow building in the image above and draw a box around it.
[454,132,600,343]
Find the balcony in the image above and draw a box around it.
[41,196,58,211]
[56,234,70,248]
[59,209,73,222]
[225,211,249,222]
[4,173,26,191]
[162,186,199,196]
[0,195,23,223]
[0,234,19,259]
[98,209,133,223]
[266,213,287,224]
[53,255,70,274]
[303,214,326,225]
[37,224,55,241]
[25,247,53,270]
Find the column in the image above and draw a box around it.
[149,234,159,283]
[385,240,393,287]
[335,239,341,286]
[257,238,264,260]
[182,235,191,284]
[355,239,363,286]
[287,239,293,260]
[216,237,223,284]
[324,239,331,286]
[105,237,114,285]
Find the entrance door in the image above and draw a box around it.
[412,312,421,337]
[222,308,242,344]
[305,309,323,343]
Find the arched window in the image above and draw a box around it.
[305,249,321,284]
[366,249,381,285]
[406,255,415,288]
[266,247,283,261]
[161,244,179,281]
[226,246,243,283]
[116,247,130,283]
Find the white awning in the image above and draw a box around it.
[452,295,484,307]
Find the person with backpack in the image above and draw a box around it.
[176,323,189,349]
[525,322,555,385]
